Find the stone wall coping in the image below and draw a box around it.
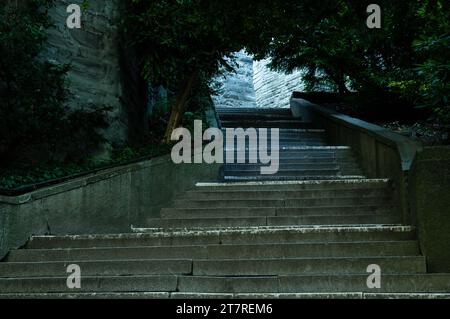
[291,94,423,172]
[0,154,174,206]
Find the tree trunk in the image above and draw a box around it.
[163,73,197,144]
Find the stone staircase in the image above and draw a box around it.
[0,108,449,299]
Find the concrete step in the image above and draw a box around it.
[3,273,448,294]
[222,175,367,182]
[2,292,450,299]
[220,120,314,129]
[145,215,399,229]
[180,188,390,201]
[161,206,394,218]
[222,165,341,173]
[173,196,391,209]
[221,158,341,165]
[0,275,178,294]
[222,169,342,178]
[222,163,342,171]
[224,141,328,148]
[177,274,450,293]
[219,114,296,121]
[0,292,170,299]
[221,128,326,135]
[192,256,426,276]
[0,260,192,278]
[224,146,351,152]
[217,108,293,116]
[0,256,424,278]
[13,241,420,262]
[25,226,416,249]
[195,179,392,191]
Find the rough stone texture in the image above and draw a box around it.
[44,0,130,145]
[409,146,450,273]
[253,59,306,109]
[212,51,257,109]
[0,155,220,260]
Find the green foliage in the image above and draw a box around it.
[0,0,109,166]
[0,143,172,190]
[413,1,450,125]
[245,0,449,124]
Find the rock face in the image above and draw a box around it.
[253,58,306,109]
[212,51,257,109]
[44,0,133,146]
[213,51,306,109]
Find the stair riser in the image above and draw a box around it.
[173,197,392,208]
[146,215,400,229]
[181,189,390,201]
[222,170,341,177]
[0,257,424,278]
[193,257,426,276]
[222,176,366,182]
[161,207,394,218]
[178,275,450,293]
[222,164,349,171]
[194,181,391,192]
[7,242,420,262]
[0,276,178,294]
[24,230,416,250]
[3,274,448,294]
[222,165,340,172]
[0,260,192,278]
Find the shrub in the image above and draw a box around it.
[0,0,109,168]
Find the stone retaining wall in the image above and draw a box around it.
[0,156,220,259]
[409,147,450,272]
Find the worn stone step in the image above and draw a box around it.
[1,257,423,278]
[224,146,351,152]
[5,274,444,294]
[161,206,394,218]
[220,115,296,122]
[0,260,192,278]
[24,226,416,250]
[222,158,340,165]
[221,128,326,135]
[222,175,367,182]
[181,188,390,201]
[221,165,363,175]
[10,241,420,263]
[222,165,341,173]
[220,120,313,129]
[217,108,293,115]
[0,275,178,294]
[222,163,352,171]
[222,169,341,178]
[0,293,171,299]
[171,292,450,299]
[224,142,328,148]
[2,292,450,299]
[193,256,426,276]
[195,179,391,192]
[178,274,450,293]
[173,196,391,209]
[146,215,399,229]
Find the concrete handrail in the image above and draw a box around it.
[291,94,423,223]
[291,95,422,173]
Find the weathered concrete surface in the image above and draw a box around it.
[0,156,220,260]
[409,147,450,273]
